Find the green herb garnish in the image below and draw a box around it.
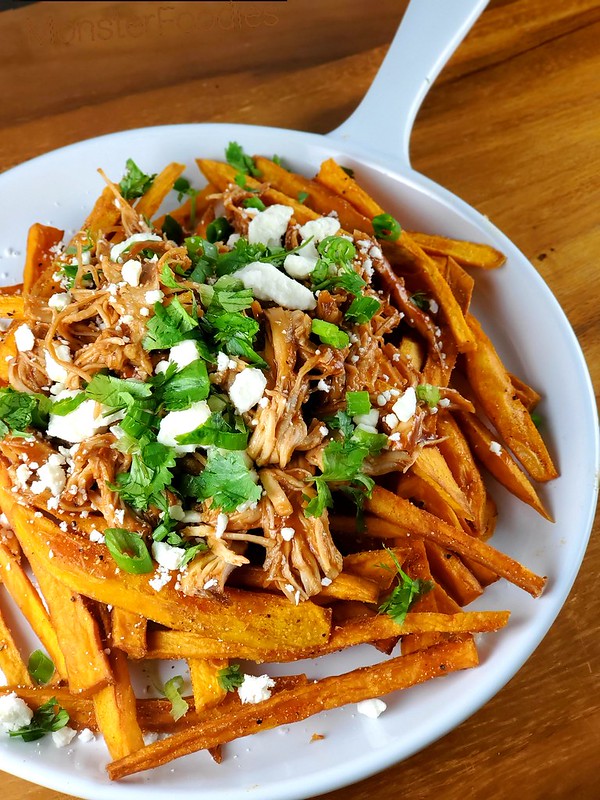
[346,391,371,417]
[27,651,55,685]
[182,449,262,514]
[217,663,245,692]
[225,142,261,178]
[9,697,69,742]
[104,528,154,574]
[163,675,189,721]
[345,295,381,324]
[206,217,233,244]
[119,158,156,201]
[415,384,441,408]
[311,319,350,349]
[372,213,401,241]
[378,547,434,625]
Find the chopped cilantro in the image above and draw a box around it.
[118,158,156,201]
[311,319,350,349]
[85,374,152,408]
[310,236,365,296]
[304,477,332,518]
[158,360,210,411]
[176,411,248,450]
[225,142,261,178]
[162,214,184,244]
[243,197,266,212]
[378,547,434,625]
[410,292,431,311]
[182,449,262,514]
[9,697,69,742]
[0,388,50,438]
[50,392,87,417]
[217,663,245,692]
[297,191,309,204]
[142,298,198,351]
[113,442,176,511]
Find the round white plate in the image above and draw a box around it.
[0,122,597,800]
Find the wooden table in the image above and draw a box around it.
[1,1,599,798]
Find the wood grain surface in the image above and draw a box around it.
[1,1,599,798]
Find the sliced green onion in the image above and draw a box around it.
[415,384,441,407]
[162,214,184,244]
[163,675,189,721]
[104,528,153,574]
[346,391,371,417]
[28,650,55,685]
[372,213,402,241]
[311,319,350,349]
[243,197,266,212]
[345,295,381,324]
[206,217,233,244]
[297,191,309,204]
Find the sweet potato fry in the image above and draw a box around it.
[424,542,483,607]
[510,373,542,411]
[0,478,331,650]
[0,542,67,680]
[411,446,474,521]
[253,156,373,234]
[399,540,443,655]
[315,158,382,219]
[0,328,17,383]
[366,486,546,597]
[107,638,480,780]
[407,232,506,270]
[111,608,147,660]
[464,313,558,482]
[188,658,228,713]
[456,411,552,520]
[92,646,144,760]
[27,553,113,693]
[23,223,64,295]
[0,296,24,320]
[145,610,508,664]
[134,162,186,220]
[0,600,32,686]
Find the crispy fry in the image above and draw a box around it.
[111,608,147,660]
[366,487,546,597]
[23,224,64,295]
[0,296,24,319]
[0,542,67,680]
[107,638,480,780]
[424,542,483,607]
[0,327,16,383]
[188,658,228,714]
[464,313,558,482]
[0,478,331,650]
[92,646,144,760]
[134,162,186,220]
[407,232,506,270]
[456,410,552,520]
[0,600,32,686]
[411,446,474,522]
[399,540,443,656]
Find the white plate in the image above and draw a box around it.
[0,3,597,799]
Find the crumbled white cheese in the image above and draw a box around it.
[145,289,164,305]
[149,567,172,592]
[182,510,203,524]
[89,529,105,544]
[203,578,218,591]
[357,698,387,719]
[316,379,330,394]
[438,397,450,408]
[215,513,228,539]
[429,299,439,314]
[280,526,295,541]
[229,368,267,414]
[235,261,316,311]
[283,216,341,279]
[15,463,32,489]
[78,727,95,743]
[34,455,67,497]
[157,400,211,454]
[321,576,333,587]
[247,204,293,249]
[168,339,200,370]
[383,413,399,429]
[391,387,417,422]
[52,726,77,748]
[168,504,186,522]
[227,232,241,248]
[152,541,186,571]
[14,324,35,352]
[0,692,33,731]
[489,440,503,455]
[121,259,143,287]
[110,233,162,263]
[237,674,275,705]
[47,391,123,444]
[48,292,71,312]
[139,307,150,317]
[44,344,71,383]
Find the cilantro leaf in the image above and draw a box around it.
[0,388,50,438]
[303,477,332,518]
[225,142,261,178]
[114,442,176,511]
[310,236,366,296]
[176,412,248,450]
[217,663,244,692]
[162,214,184,244]
[182,449,262,513]
[50,392,87,417]
[206,217,233,244]
[378,547,434,625]
[119,158,156,201]
[85,374,152,408]
[186,236,218,284]
[159,360,210,411]
[142,299,198,351]
[9,697,69,742]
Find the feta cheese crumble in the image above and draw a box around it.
[44,344,71,383]
[283,216,341,279]
[152,541,186,571]
[121,259,143,287]
[280,526,295,541]
[52,726,77,748]
[0,692,33,731]
[235,261,316,311]
[391,387,417,422]
[356,698,387,719]
[47,391,123,444]
[14,324,35,352]
[110,233,162,263]
[489,440,503,455]
[157,400,211,454]
[168,339,201,370]
[229,368,267,414]
[48,292,71,312]
[237,674,275,705]
[247,204,293,249]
